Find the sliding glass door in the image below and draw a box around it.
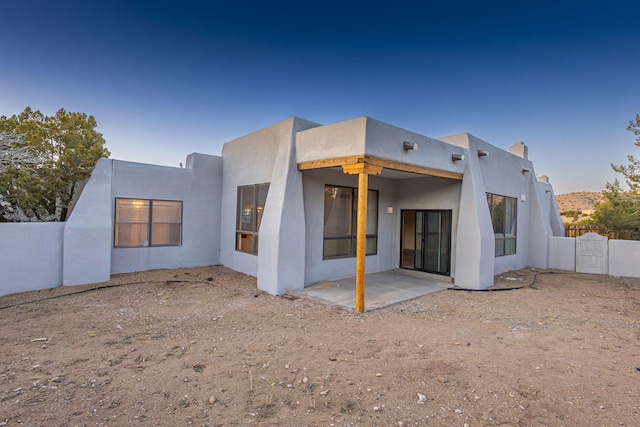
[401,210,451,276]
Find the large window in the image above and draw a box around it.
[323,185,378,259]
[236,183,269,255]
[114,198,182,247]
[486,193,517,256]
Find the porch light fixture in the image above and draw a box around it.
[477,150,489,157]
[522,168,531,173]
[451,154,464,162]
[403,141,416,150]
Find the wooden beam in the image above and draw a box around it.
[355,170,368,313]
[362,156,463,180]
[297,156,362,171]
[298,155,462,180]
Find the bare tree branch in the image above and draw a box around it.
[0,131,42,173]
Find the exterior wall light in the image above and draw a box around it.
[522,168,531,173]
[477,150,489,157]
[451,154,464,161]
[403,141,416,150]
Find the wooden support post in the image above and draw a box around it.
[355,171,368,313]
[342,162,382,313]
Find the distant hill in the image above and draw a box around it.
[555,191,603,223]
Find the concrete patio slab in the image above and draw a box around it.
[293,269,451,311]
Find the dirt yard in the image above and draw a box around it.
[0,266,639,427]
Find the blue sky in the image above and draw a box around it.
[1,0,638,194]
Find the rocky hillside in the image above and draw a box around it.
[555,191,603,223]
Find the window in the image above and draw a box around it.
[236,183,269,255]
[114,198,182,247]
[486,193,517,256]
[323,185,378,259]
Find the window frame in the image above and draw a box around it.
[486,193,517,256]
[323,184,379,260]
[236,183,270,255]
[114,198,183,248]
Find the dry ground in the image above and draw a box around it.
[1,266,639,427]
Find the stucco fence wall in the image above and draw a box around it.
[0,222,65,296]
[4,229,640,298]
[548,236,640,278]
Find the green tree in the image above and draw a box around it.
[591,114,640,239]
[590,182,640,239]
[0,107,110,222]
[610,114,640,190]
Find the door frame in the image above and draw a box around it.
[400,209,452,276]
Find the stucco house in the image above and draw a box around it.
[61,116,564,308]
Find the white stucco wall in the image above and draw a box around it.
[526,175,552,270]
[364,118,466,176]
[296,117,466,178]
[63,152,223,285]
[536,179,565,237]
[548,236,576,271]
[437,133,495,289]
[609,240,640,278]
[110,153,222,274]
[0,222,65,296]
[63,158,113,285]
[439,132,564,281]
[220,117,320,293]
[257,118,321,294]
[474,135,534,273]
[295,117,368,162]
